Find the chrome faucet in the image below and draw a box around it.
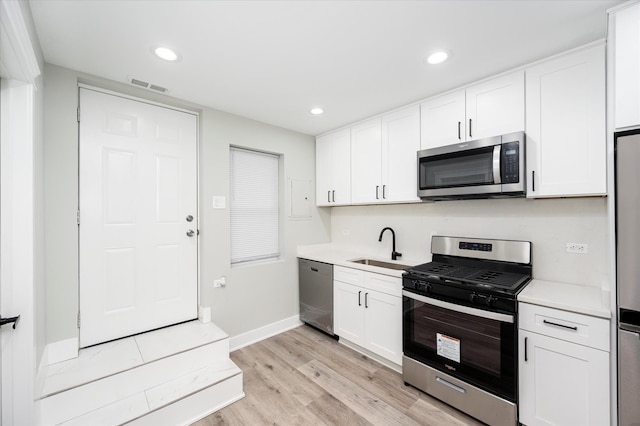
[378,227,402,260]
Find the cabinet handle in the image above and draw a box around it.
[457,121,461,140]
[376,185,380,200]
[310,267,318,272]
[524,337,528,361]
[328,190,331,203]
[332,190,335,202]
[532,171,535,192]
[365,292,369,308]
[358,291,362,306]
[382,185,386,199]
[469,118,472,138]
[543,319,578,331]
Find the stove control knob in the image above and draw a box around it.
[485,296,497,307]
[469,293,479,303]
[424,283,432,293]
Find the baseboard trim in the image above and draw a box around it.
[46,337,79,365]
[229,315,302,352]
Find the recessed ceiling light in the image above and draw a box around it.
[426,51,449,65]
[154,47,179,62]
[310,108,324,115]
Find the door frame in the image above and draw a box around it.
[76,84,201,346]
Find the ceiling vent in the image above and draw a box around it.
[127,76,169,93]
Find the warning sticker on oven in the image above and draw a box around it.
[436,333,460,363]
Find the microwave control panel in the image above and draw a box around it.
[501,142,520,183]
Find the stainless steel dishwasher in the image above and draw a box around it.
[298,258,334,336]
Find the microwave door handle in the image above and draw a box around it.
[492,145,502,184]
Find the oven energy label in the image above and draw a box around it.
[436,333,461,363]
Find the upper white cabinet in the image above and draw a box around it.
[612,2,640,129]
[350,118,382,204]
[420,71,524,149]
[525,44,606,198]
[420,90,466,149]
[351,105,420,204]
[316,128,351,206]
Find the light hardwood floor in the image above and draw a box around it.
[193,325,483,426]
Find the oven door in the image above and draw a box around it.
[403,290,516,401]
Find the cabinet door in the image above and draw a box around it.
[332,129,352,205]
[363,290,402,364]
[381,105,420,203]
[465,71,524,141]
[519,330,610,426]
[526,44,606,198]
[350,118,382,204]
[333,281,365,345]
[614,2,640,129]
[420,90,465,149]
[316,128,351,206]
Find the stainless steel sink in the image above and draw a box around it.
[349,258,410,271]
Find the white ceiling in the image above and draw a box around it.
[29,0,620,136]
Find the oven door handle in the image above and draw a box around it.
[402,290,514,324]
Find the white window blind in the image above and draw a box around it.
[230,147,280,264]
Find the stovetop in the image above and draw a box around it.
[402,236,532,312]
[407,261,531,293]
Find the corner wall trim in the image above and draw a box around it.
[46,337,79,365]
[229,315,302,352]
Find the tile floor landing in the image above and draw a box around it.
[37,320,245,425]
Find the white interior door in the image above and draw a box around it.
[1,80,36,426]
[79,88,198,347]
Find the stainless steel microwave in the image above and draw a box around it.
[417,131,525,200]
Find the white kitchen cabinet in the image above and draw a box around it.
[350,105,420,204]
[612,2,640,129]
[420,90,466,149]
[420,71,524,149]
[316,128,351,206]
[350,118,382,204]
[525,44,606,198]
[518,303,610,426]
[333,266,402,365]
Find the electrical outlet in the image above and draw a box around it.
[566,243,588,254]
[213,277,226,288]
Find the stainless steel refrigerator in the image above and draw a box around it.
[615,129,640,426]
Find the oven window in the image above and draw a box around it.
[419,146,495,190]
[414,303,501,376]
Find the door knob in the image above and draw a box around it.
[0,315,20,330]
[186,215,193,222]
[186,229,195,237]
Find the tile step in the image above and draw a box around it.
[39,321,243,425]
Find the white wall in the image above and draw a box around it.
[330,197,609,289]
[43,64,331,345]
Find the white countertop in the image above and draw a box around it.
[299,244,612,319]
[297,243,427,278]
[518,279,611,319]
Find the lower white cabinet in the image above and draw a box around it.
[333,266,402,365]
[518,303,610,426]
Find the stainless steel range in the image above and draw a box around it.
[402,236,532,426]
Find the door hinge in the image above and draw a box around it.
[77,312,81,328]
[77,107,80,123]
[77,209,80,226]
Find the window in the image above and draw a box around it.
[229,147,280,265]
